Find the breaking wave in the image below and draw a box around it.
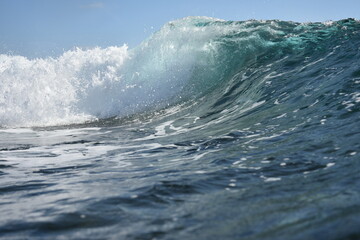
[0,17,359,128]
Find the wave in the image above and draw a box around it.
[0,17,359,128]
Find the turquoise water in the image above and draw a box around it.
[0,17,359,239]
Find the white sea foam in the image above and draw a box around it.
[0,46,129,127]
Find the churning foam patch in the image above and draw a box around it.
[0,46,129,127]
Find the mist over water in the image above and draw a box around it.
[0,17,359,239]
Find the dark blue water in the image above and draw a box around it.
[0,17,359,239]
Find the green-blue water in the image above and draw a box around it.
[0,17,359,239]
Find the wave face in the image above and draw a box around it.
[1,17,358,128]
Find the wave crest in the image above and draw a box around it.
[0,17,359,127]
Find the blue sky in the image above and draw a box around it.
[1,0,359,58]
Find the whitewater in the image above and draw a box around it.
[0,17,359,239]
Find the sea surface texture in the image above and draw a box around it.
[0,17,359,239]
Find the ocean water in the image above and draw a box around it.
[0,17,359,239]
